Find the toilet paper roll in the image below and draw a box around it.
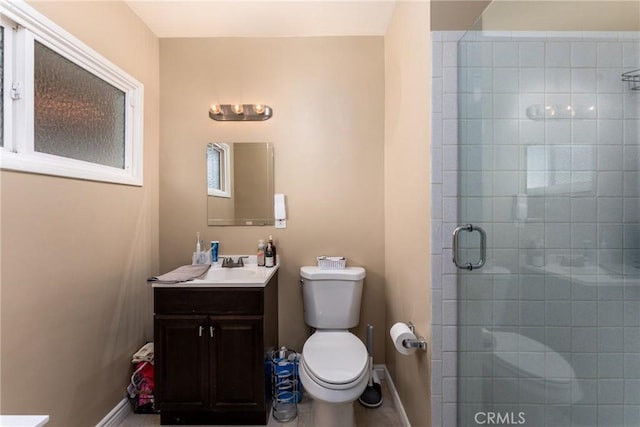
[390,322,417,355]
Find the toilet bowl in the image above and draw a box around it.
[488,329,583,404]
[299,331,369,426]
[299,266,368,427]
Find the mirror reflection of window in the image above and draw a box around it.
[207,143,231,198]
[206,142,274,226]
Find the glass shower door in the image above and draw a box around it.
[456,30,640,427]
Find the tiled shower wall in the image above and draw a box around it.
[431,31,640,427]
[431,30,465,427]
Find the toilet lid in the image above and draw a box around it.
[303,332,368,385]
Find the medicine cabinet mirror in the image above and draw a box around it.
[207,142,274,226]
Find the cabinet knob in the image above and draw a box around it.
[198,326,204,337]
[210,326,215,338]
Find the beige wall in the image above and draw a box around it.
[432,0,491,30]
[481,1,640,31]
[384,2,431,426]
[159,37,386,357]
[1,2,159,425]
[431,1,640,32]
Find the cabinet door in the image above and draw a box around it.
[155,315,209,410]
[209,316,264,411]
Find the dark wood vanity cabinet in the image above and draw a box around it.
[154,273,278,425]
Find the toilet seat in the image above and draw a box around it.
[301,331,368,389]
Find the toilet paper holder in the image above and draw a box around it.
[403,322,427,351]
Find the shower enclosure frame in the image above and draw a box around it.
[431,28,640,427]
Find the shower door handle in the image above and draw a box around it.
[452,224,486,271]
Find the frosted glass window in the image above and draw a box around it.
[0,2,143,186]
[208,145,221,191]
[207,143,231,198]
[34,41,126,169]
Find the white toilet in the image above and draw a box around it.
[298,266,369,427]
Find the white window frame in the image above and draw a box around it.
[207,142,231,198]
[1,0,144,186]
[1,16,13,150]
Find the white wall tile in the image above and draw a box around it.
[571,223,596,248]
[443,41,458,67]
[624,93,639,119]
[598,93,623,119]
[599,301,624,326]
[519,42,544,67]
[432,40,443,77]
[431,360,442,395]
[598,145,623,171]
[494,94,519,118]
[431,396,443,427]
[597,68,623,94]
[546,42,571,67]
[547,120,572,145]
[443,326,458,352]
[432,289,442,325]
[572,41,597,67]
[598,119,623,145]
[443,119,458,145]
[494,42,519,67]
[520,67,545,93]
[443,67,458,94]
[443,93,458,119]
[432,76,443,113]
[494,68,519,93]
[598,380,624,404]
[443,145,458,171]
[599,354,624,379]
[572,68,597,93]
[598,42,622,68]
[599,327,624,352]
[623,42,640,67]
[573,119,597,145]
[624,146,640,171]
[545,67,571,92]
[432,148,443,184]
[573,301,598,326]
[624,172,640,197]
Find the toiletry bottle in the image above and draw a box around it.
[268,235,277,263]
[211,240,219,263]
[257,240,266,267]
[265,242,274,268]
[196,232,201,253]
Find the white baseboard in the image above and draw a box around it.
[374,364,411,427]
[99,367,409,427]
[95,398,131,427]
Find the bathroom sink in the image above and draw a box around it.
[151,255,279,288]
[207,267,261,280]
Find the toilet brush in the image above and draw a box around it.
[358,324,383,408]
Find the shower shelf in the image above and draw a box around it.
[622,69,640,90]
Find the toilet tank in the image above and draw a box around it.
[300,266,366,329]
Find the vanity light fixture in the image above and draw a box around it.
[209,103,273,121]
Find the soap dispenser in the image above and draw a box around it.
[265,242,274,268]
[257,240,266,267]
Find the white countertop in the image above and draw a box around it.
[152,255,279,288]
[0,416,49,427]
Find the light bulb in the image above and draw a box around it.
[254,104,265,114]
[210,104,222,115]
[232,104,244,114]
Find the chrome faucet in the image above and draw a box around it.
[222,256,249,268]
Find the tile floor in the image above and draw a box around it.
[118,378,404,427]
